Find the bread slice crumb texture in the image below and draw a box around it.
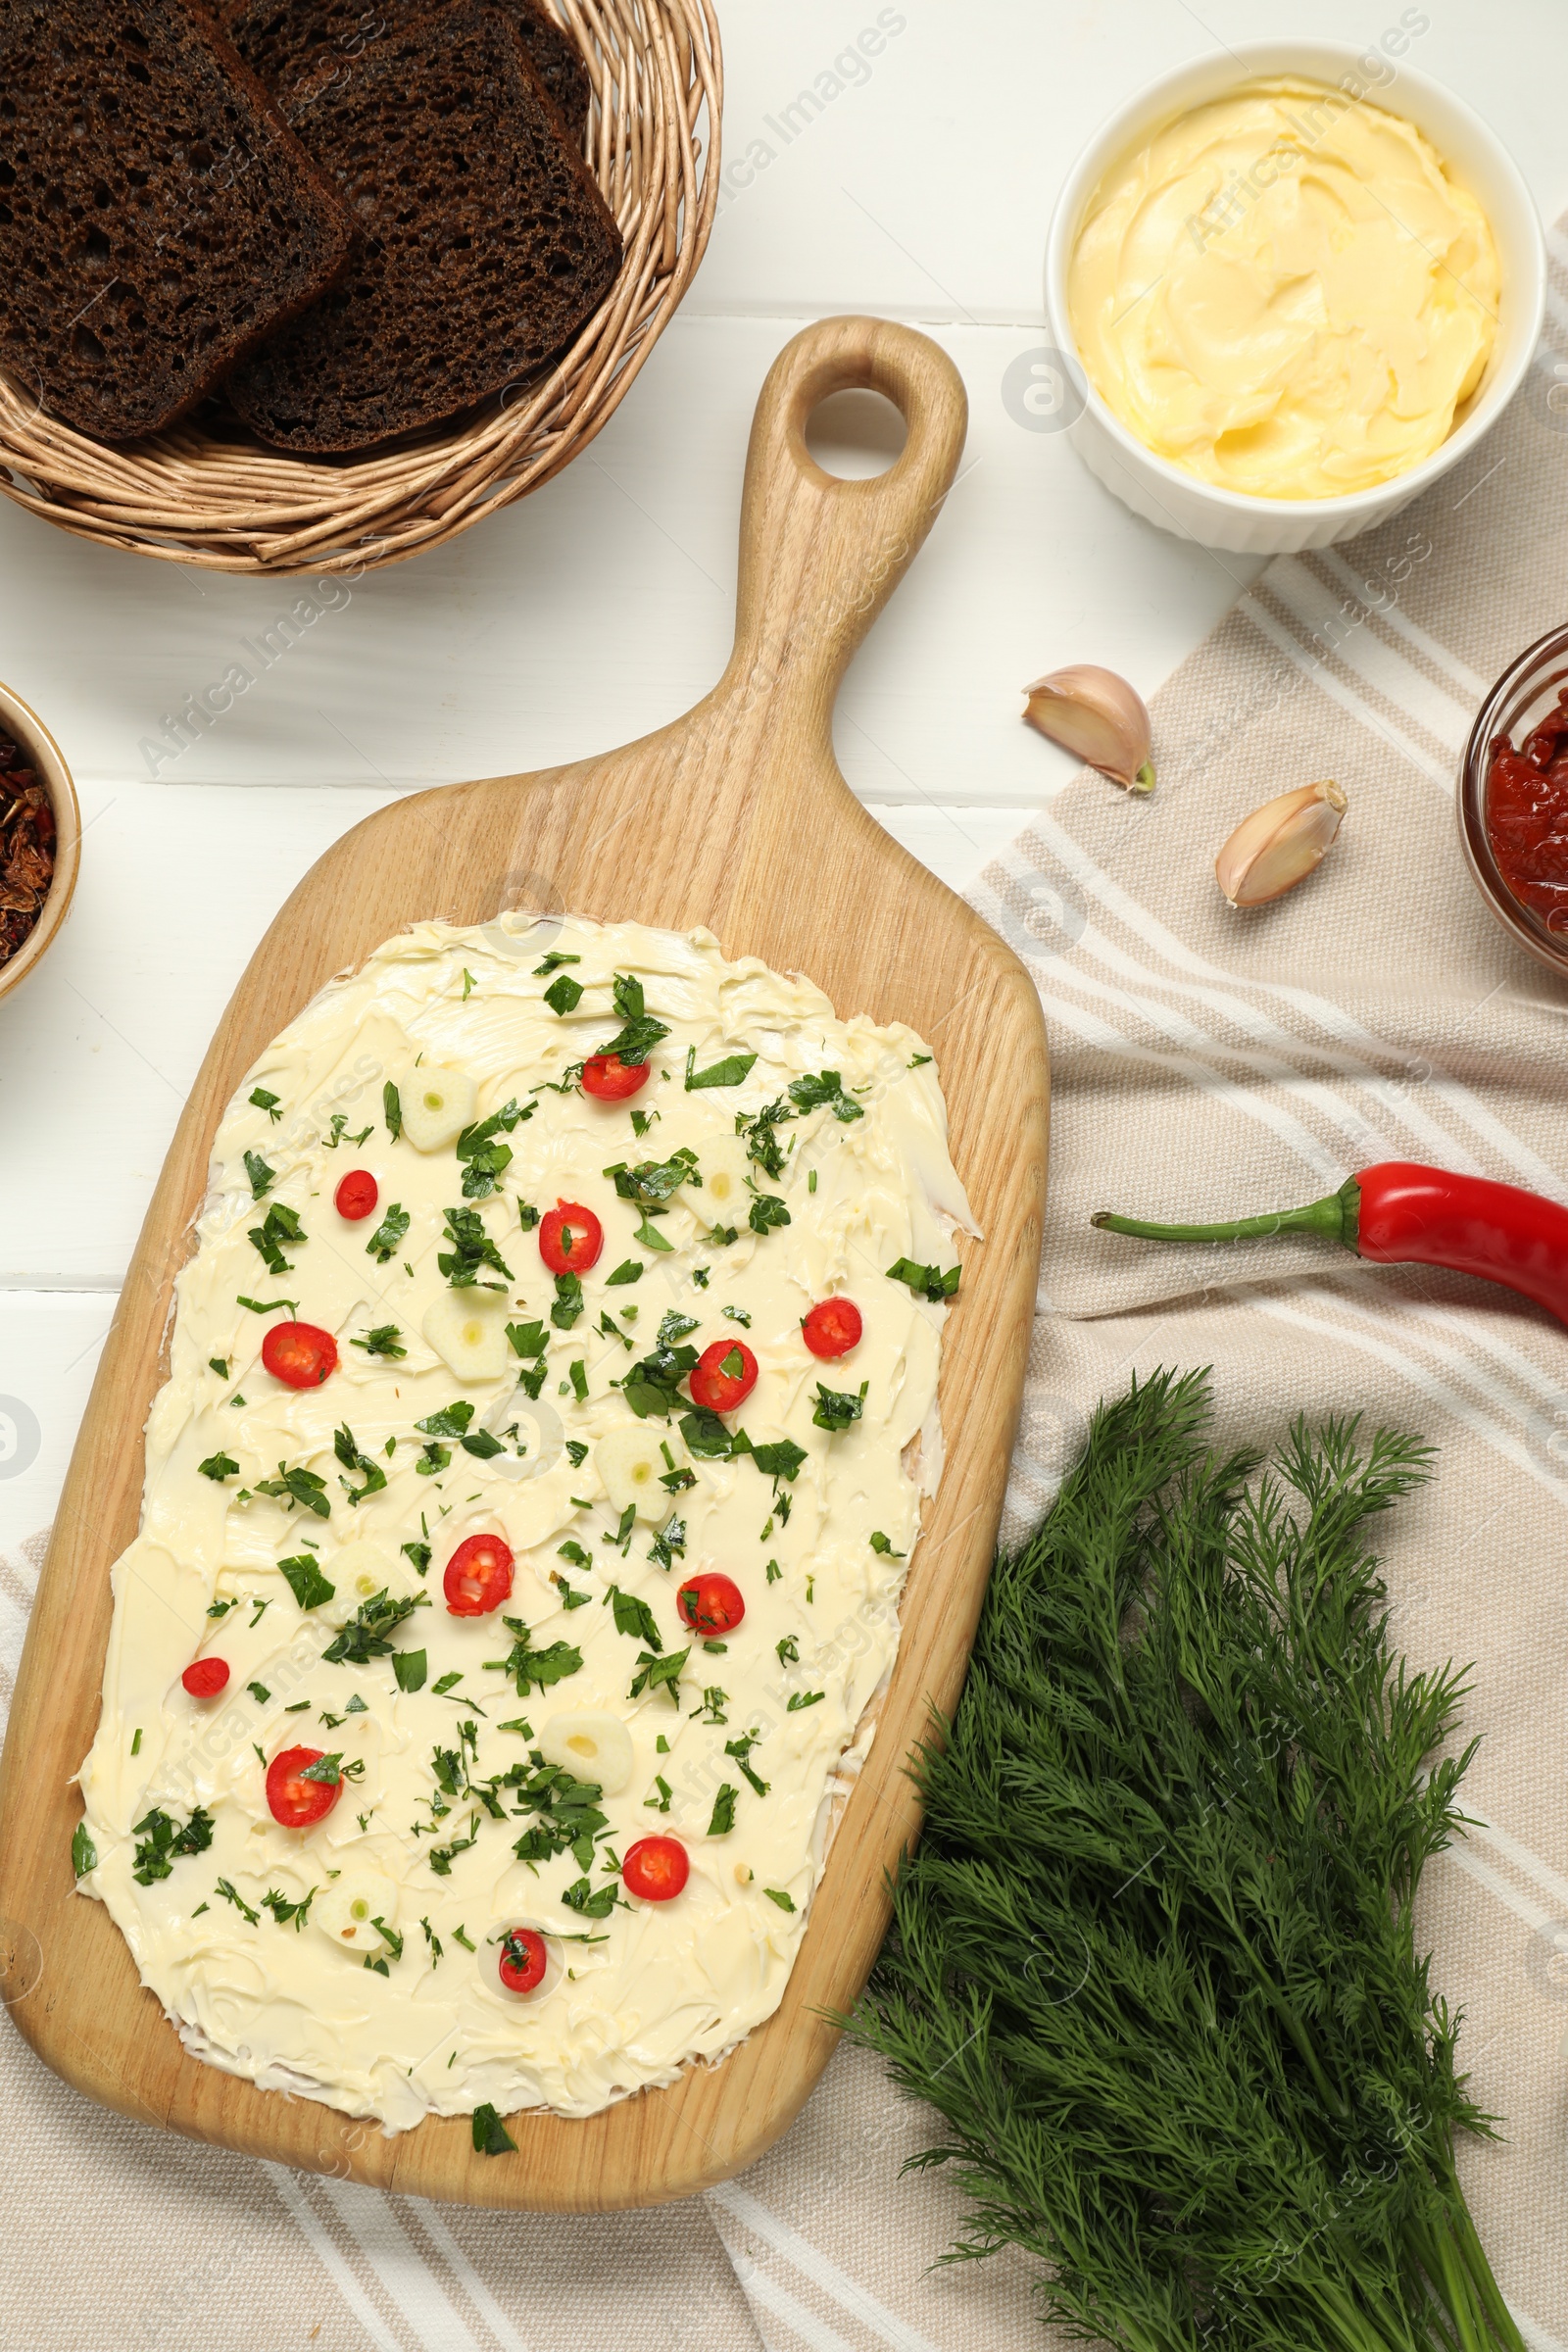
[0,0,353,442]
[223,1,622,454]
[220,0,593,138]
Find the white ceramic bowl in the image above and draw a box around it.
[1044,41,1545,555]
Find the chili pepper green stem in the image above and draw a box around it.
[1092,1177,1362,1250]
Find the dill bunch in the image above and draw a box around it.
[850,1369,1520,2352]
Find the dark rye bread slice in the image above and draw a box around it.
[219,0,592,138]
[0,0,352,442]
[223,2,621,453]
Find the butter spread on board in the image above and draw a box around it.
[1068,76,1499,500]
[77,917,973,2130]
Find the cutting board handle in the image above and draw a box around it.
[720,316,968,742]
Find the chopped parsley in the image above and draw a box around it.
[812,1380,867,1433]
[721,1304,752,1326]
[402,1540,432,1576]
[534,952,580,976]
[551,1272,584,1329]
[334,1422,388,1505]
[605,1258,644,1287]
[393,1649,428,1693]
[471,2103,516,2156]
[650,1516,687,1572]
[438,1204,513,1289]
[248,1200,304,1276]
[506,1318,548,1359]
[131,1805,215,1886]
[562,1874,619,1920]
[606,1584,662,1647]
[869,1531,906,1557]
[684,1046,758,1091]
[322,1588,430,1665]
[763,1887,797,1912]
[243,1150,275,1200]
[216,1877,261,1925]
[886,1255,960,1302]
[72,1822,96,1877]
[364,1202,410,1264]
[489,1619,583,1697]
[209,1356,230,1379]
[787,1690,825,1712]
[262,1886,316,1930]
[543,972,584,1015]
[456,1100,531,1199]
[775,1635,799,1665]
[695,1686,728,1724]
[645,1776,673,1813]
[197,1450,239,1483]
[597,972,669,1068]
[352,1322,406,1359]
[511,1761,608,1868]
[383,1080,403,1140]
[707,1784,739,1837]
[246,1681,271,1705]
[629,1645,689,1705]
[250,1087,282,1122]
[748,1191,791,1236]
[725,1731,769,1797]
[256,1462,331,1517]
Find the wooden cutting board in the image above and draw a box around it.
[0,316,1049,2210]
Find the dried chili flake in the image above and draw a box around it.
[0,730,55,969]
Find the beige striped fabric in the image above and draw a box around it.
[13,270,1568,2349]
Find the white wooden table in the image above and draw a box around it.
[4,0,1567,1554]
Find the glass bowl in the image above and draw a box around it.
[1458,623,1568,977]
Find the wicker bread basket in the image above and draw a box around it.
[0,0,721,575]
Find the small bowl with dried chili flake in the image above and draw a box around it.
[0,681,78,1005]
[1458,623,1568,977]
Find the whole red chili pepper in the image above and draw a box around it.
[1093,1161,1568,1327]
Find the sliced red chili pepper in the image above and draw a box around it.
[334,1169,379,1221]
[266,1745,342,1828]
[802,1298,861,1359]
[181,1656,229,1699]
[582,1052,651,1102]
[687,1339,758,1412]
[676,1571,745,1637]
[497,1927,548,1993]
[539,1199,604,1276]
[262,1320,339,1390]
[443,1532,514,1616]
[622,1836,689,1902]
[1094,1160,1568,1330]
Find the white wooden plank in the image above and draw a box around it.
[0,1295,112,1559]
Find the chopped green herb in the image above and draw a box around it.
[416,1442,451,1477]
[456,1100,531,1199]
[506,1318,548,1360]
[243,1150,275,1200]
[775,1635,800,1666]
[471,2102,516,2156]
[763,1887,797,1912]
[352,1322,407,1358]
[72,1822,96,1877]
[568,1359,588,1404]
[765,1559,782,1585]
[725,1731,769,1797]
[558,1540,592,1570]
[438,1204,513,1289]
[650,1516,687,1572]
[383,1081,403,1140]
[552,1272,584,1329]
[808,1168,817,1194]
[432,1670,464,1696]
[886,1255,960,1302]
[262,1886,316,1930]
[256,1463,331,1518]
[247,1681,271,1705]
[490,1619,583,1697]
[393,1649,428,1693]
[645,1776,673,1813]
[250,1087,282,1122]
[695,1685,728,1724]
[606,1585,662,1647]
[130,1728,142,1755]
[209,1356,231,1379]
[812,1380,867,1433]
[787,1690,825,1711]
[248,1200,304,1276]
[322,1588,430,1665]
[597,972,669,1068]
[629,1646,689,1705]
[709,1223,738,1248]
[684,1046,758,1091]
[216,1877,261,1925]
[236,1294,298,1317]
[452,1925,476,1952]
[707,1784,739,1837]
[562,1874,619,1919]
[197,1450,239,1483]
[534,952,580,976]
[402,1540,432,1577]
[748,1191,791,1236]
[721,1305,752,1327]
[334,1422,388,1506]
[909,1052,932,1067]
[544,972,584,1015]
[750,1438,808,1482]
[869,1531,906,1557]
[605,1258,644,1287]
[131,1805,215,1886]
[564,1440,589,1469]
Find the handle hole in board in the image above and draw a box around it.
[805,388,908,480]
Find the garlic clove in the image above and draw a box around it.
[1022,664,1154,792]
[1215,780,1347,907]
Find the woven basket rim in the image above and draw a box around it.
[0,0,722,575]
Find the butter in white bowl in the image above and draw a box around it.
[75,917,974,2131]
[1068,76,1500,501]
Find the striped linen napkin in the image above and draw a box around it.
[12,311,1568,2352]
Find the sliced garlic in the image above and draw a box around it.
[1215,780,1347,907]
[399,1068,477,1152]
[596,1423,670,1520]
[423,1288,510,1382]
[680,1133,751,1218]
[535,1711,635,1794]
[320,1538,421,1626]
[1023,664,1154,792]
[313,1869,401,1954]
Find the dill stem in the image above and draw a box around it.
[1441,2193,1528,2352]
